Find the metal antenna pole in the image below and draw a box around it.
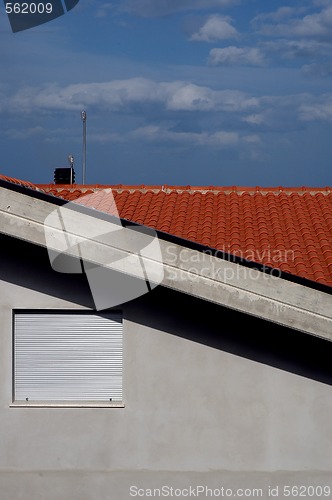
[81,110,87,184]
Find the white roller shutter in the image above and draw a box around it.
[14,312,122,402]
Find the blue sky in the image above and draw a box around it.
[1,0,332,186]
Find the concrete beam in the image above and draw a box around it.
[1,185,331,340]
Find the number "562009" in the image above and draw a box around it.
[5,2,53,14]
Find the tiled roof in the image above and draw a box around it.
[0,174,39,190]
[35,183,332,288]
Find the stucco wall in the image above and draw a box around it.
[0,234,332,499]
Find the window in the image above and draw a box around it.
[12,311,123,407]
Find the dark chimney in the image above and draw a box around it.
[54,167,75,185]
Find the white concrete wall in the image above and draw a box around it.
[0,235,332,499]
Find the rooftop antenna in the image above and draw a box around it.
[68,154,74,168]
[81,110,87,185]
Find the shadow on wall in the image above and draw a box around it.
[127,285,332,387]
[1,233,332,386]
[0,234,94,308]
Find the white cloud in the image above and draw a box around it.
[257,5,332,39]
[166,82,214,110]
[299,94,332,121]
[4,78,259,114]
[128,126,265,151]
[122,0,238,17]
[8,78,164,112]
[242,114,266,125]
[8,79,332,146]
[241,93,317,132]
[292,6,332,37]
[301,62,332,77]
[131,125,240,147]
[252,6,298,24]
[263,39,332,59]
[165,83,258,111]
[208,46,265,66]
[190,14,238,42]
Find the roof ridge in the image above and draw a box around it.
[35,183,332,195]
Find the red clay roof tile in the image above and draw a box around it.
[15,182,331,289]
[0,174,39,190]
